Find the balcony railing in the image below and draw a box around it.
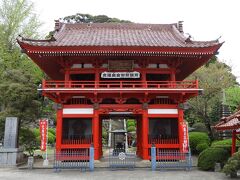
[42,80,198,89]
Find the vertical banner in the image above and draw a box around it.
[39,119,48,151]
[182,121,189,153]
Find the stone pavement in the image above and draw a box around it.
[0,167,230,180]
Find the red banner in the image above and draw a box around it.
[39,119,48,151]
[182,121,189,153]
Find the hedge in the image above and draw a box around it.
[196,143,209,153]
[211,139,240,147]
[189,132,210,154]
[223,151,240,178]
[198,147,230,171]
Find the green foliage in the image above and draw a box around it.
[211,139,240,152]
[102,128,108,139]
[189,132,210,154]
[47,131,55,144]
[0,0,57,139]
[32,128,55,145]
[48,128,55,136]
[127,121,135,127]
[196,143,209,153]
[223,151,240,178]
[225,86,240,112]
[198,147,230,171]
[19,128,39,156]
[192,122,208,132]
[62,13,131,24]
[186,59,237,139]
[127,126,136,132]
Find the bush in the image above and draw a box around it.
[127,126,136,132]
[196,143,209,153]
[189,132,210,154]
[127,119,136,127]
[48,132,55,144]
[198,147,230,171]
[211,139,240,147]
[192,122,208,132]
[19,128,39,156]
[48,128,55,135]
[223,151,240,178]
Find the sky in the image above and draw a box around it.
[32,0,240,82]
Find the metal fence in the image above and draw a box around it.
[109,149,136,169]
[151,147,192,171]
[54,147,94,172]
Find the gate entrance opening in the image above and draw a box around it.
[99,114,139,159]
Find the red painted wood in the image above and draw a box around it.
[56,109,63,151]
[93,110,100,160]
[232,130,237,155]
[142,110,149,159]
[178,109,184,152]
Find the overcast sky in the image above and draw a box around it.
[32,0,240,82]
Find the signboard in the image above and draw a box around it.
[39,119,48,151]
[101,71,140,79]
[108,60,133,71]
[182,121,189,153]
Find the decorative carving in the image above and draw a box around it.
[115,97,127,104]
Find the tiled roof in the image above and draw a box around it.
[215,110,240,130]
[19,23,220,48]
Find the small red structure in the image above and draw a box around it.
[215,110,240,155]
[17,21,222,160]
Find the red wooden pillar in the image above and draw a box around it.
[56,108,63,152]
[142,110,149,159]
[64,68,70,87]
[178,108,184,152]
[170,69,176,81]
[232,130,237,155]
[93,110,100,159]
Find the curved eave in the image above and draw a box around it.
[18,40,223,57]
[214,124,240,131]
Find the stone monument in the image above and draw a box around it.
[0,117,24,166]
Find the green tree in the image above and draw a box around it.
[225,86,240,112]
[0,0,44,140]
[62,13,131,23]
[186,59,237,140]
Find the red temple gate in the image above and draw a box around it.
[18,21,222,160]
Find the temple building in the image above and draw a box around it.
[17,21,222,160]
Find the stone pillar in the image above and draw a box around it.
[0,117,23,166]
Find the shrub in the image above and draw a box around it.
[189,132,210,154]
[196,143,209,153]
[33,128,40,137]
[48,128,56,135]
[192,122,208,132]
[127,126,136,132]
[211,139,240,147]
[48,132,55,144]
[19,128,39,156]
[127,121,135,127]
[198,147,230,171]
[223,151,240,178]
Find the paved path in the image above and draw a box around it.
[0,168,230,180]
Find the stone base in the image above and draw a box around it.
[0,148,24,166]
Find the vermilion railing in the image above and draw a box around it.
[62,135,93,145]
[148,135,179,144]
[42,80,198,89]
